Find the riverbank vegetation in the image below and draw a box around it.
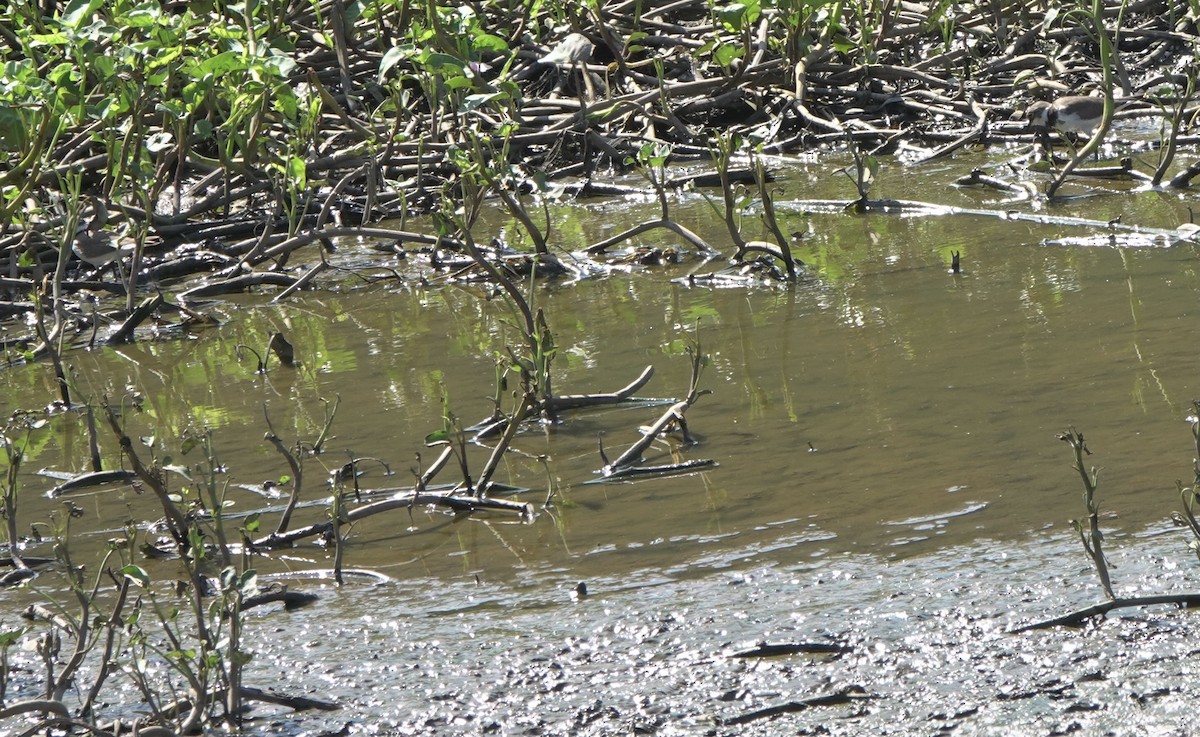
[3,0,1200,346]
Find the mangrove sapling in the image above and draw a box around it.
[94,399,261,727]
[462,131,554,259]
[749,148,799,279]
[77,565,134,722]
[1011,427,1200,633]
[475,376,535,498]
[0,623,25,706]
[426,391,476,494]
[1,426,32,581]
[1150,70,1195,187]
[1173,400,1200,559]
[583,142,717,257]
[330,484,347,586]
[844,136,880,213]
[1045,1,1117,199]
[101,398,191,545]
[27,505,122,706]
[1060,428,1114,600]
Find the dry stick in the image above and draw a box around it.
[1010,593,1200,633]
[1167,159,1200,188]
[84,405,102,472]
[250,225,445,266]
[78,573,132,720]
[474,390,534,498]
[787,197,1187,240]
[721,686,871,726]
[252,492,531,549]
[473,365,658,439]
[177,273,298,303]
[417,446,454,491]
[270,260,328,303]
[543,365,655,412]
[315,163,368,230]
[329,0,355,110]
[0,700,71,719]
[237,685,339,711]
[605,336,708,474]
[101,399,190,543]
[604,400,690,474]
[263,408,304,536]
[106,293,164,345]
[583,218,717,256]
[331,489,346,586]
[912,110,986,164]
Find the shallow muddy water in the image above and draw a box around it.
[5,149,1200,734]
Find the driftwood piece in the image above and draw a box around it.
[720,686,871,726]
[583,218,717,256]
[106,293,165,344]
[1009,593,1200,633]
[46,469,138,497]
[239,685,340,712]
[603,400,690,474]
[471,365,662,439]
[242,589,320,611]
[729,641,852,658]
[178,272,299,303]
[252,488,532,549]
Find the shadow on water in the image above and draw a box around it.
[5,155,1200,733]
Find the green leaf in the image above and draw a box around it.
[421,52,467,75]
[287,155,307,190]
[163,464,192,481]
[461,92,500,111]
[471,32,508,54]
[190,51,248,79]
[120,564,151,587]
[0,627,26,646]
[424,429,449,446]
[60,0,105,31]
[442,75,473,91]
[713,43,743,68]
[238,569,258,596]
[380,44,416,81]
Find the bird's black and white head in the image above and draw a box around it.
[1025,101,1054,130]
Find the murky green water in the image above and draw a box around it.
[5,150,1200,733]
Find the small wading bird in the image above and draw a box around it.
[1025,95,1106,137]
[73,196,136,276]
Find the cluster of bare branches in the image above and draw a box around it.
[2,1,1199,348]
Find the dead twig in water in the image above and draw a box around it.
[720,686,871,726]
